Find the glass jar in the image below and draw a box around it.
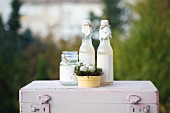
[60,51,78,86]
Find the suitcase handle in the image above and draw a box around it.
[39,95,51,104]
[127,95,141,104]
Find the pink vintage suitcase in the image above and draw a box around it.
[19,81,159,113]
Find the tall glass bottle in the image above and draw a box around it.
[97,20,113,85]
[79,20,95,65]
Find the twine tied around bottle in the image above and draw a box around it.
[99,24,110,30]
[99,24,112,40]
[82,23,93,37]
[63,54,72,67]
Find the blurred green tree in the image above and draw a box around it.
[0,15,4,31]
[21,36,46,82]
[7,0,21,55]
[7,0,21,33]
[21,28,35,48]
[43,34,59,80]
[90,0,122,31]
[0,15,17,113]
[102,0,122,31]
[36,54,49,80]
[0,0,22,112]
[114,0,170,112]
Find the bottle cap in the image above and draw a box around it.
[99,20,112,39]
[100,20,109,26]
[62,51,78,62]
[82,19,92,37]
[83,20,91,26]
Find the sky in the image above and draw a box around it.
[0,0,12,23]
[0,0,135,40]
[0,0,103,40]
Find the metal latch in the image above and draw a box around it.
[129,105,150,113]
[30,95,51,113]
[127,95,141,104]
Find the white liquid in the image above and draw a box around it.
[97,38,114,84]
[79,38,95,65]
[97,55,113,83]
[79,53,95,65]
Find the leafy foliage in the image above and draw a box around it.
[102,0,122,30]
[0,0,21,112]
[111,0,170,112]
[7,0,21,33]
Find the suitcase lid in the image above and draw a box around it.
[19,80,159,104]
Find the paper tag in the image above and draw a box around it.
[99,26,112,40]
[82,26,92,36]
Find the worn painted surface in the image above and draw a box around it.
[19,81,159,113]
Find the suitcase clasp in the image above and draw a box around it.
[30,103,50,113]
[30,95,51,113]
[127,95,141,104]
[39,95,51,104]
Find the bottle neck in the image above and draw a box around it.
[99,37,111,45]
[82,35,92,44]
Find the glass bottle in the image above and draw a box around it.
[97,20,114,85]
[79,19,95,66]
[60,51,78,86]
